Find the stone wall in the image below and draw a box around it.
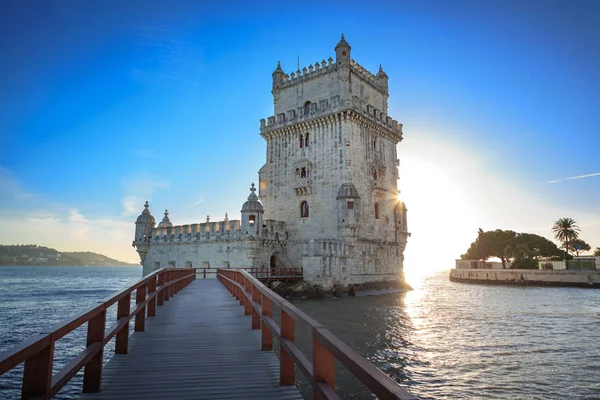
[449,268,600,288]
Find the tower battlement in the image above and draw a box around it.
[260,97,403,140]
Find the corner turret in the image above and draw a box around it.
[272,61,285,90]
[241,183,264,236]
[133,201,156,264]
[376,64,389,93]
[335,33,351,65]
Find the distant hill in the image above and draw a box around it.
[0,245,138,267]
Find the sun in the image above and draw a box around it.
[399,157,480,288]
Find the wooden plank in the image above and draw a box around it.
[80,279,302,400]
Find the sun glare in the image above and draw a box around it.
[400,157,480,288]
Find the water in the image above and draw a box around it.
[0,265,142,399]
[293,271,600,399]
[1,267,599,399]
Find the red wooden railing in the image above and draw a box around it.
[0,268,196,400]
[217,268,417,400]
[245,267,303,282]
[193,267,303,282]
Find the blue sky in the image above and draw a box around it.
[1,0,599,266]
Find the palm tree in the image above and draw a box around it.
[552,218,580,259]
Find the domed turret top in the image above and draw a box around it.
[136,201,156,224]
[376,64,388,78]
[335,33,351,51]
[241,183,264,212]
[272,61,284,75]
[336,183,360,199]
[158,209,173,228]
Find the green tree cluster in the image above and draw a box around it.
[461,229,565,269]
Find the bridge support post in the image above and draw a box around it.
[135,284,146,332]
[251,285,260,330]
[157,271,165,305]
[22,337,54,399]
[280,308,295,386]
[148,276,157,317]
[244,277,251,316]
[312,330,335,399]
[261,296,273,351]
[115,294,131,354]
[83,309,106,393]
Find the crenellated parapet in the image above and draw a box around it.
[275,58,336,90]
[149,218,288,245]
[260,95,403,142]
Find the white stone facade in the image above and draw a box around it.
[133,35,409,288]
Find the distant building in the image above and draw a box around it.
[456,259,504,269]
[133,35,410,288]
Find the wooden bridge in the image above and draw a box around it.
[0,268,417,400]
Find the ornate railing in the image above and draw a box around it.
[0,268,196,399]
[217,268,417,400]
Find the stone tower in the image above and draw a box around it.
[259,35,409,287]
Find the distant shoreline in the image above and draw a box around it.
[0,264,140,268]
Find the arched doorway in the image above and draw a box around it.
[270,252,279,278]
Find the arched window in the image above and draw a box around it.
[300,201,309,218]
[374,202,380,219]
[373,171,378,180]
[304,133,310,147]
[299,135,304,148]
[347,200,354,209]
[301,167,307,178]
[249,215,256,225]
[304,101,311,116]
[372,138,377,150]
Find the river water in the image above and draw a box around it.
[0,266,599,399]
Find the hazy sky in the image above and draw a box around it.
[1,1,598,270]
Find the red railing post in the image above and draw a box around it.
[280,308,295,386]
[83,309,106,393]
[115,293,131,354]
[22,338,54,399]
[261,296,273,351]
[147,276,157,317]
[312,330,335,400]
[243,276,251,316]
[135,284,146,332]
[164,271,171,301]
[251,283,260,330]
[157,271,165,305]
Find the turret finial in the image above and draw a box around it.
[250,183,256,193]
[341,33,345,39]
[164,209,168,217]
[206,215,210,223]
[144,201,149,209]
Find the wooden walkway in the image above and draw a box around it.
[80,279,303,400]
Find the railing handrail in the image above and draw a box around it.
[0,267,197,399]
[217,268,417,400]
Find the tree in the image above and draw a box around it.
[595,247,600,256]
[461,230,565,269]
[551,218,580,258]
[561,239,591,256]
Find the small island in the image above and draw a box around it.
[0,244,138,267]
